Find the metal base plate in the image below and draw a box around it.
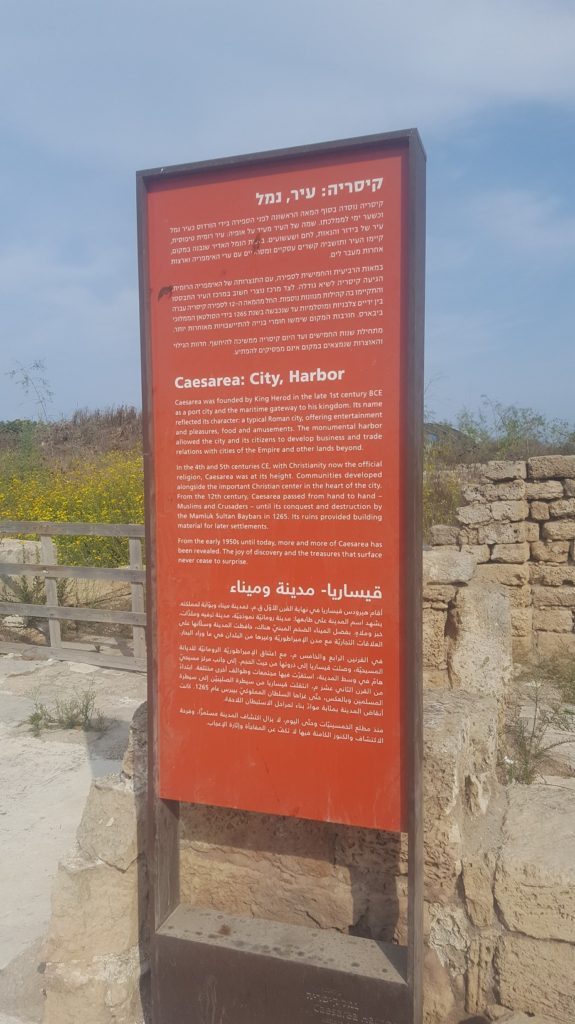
[154,905,410,1024]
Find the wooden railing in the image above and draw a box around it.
[0,521,146,672]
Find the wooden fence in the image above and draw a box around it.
[0,520,146,672]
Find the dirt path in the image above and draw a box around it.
[0,654,146,1023]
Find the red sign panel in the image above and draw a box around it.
[141,140,415,831]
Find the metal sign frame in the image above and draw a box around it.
[138,129,425,1024]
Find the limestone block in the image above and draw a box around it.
[525,521,541,541]
[423,582,456,607]
[535,631,575,660]
[422,548,476,585]
[428,904,471,977]
[506,584,532,608]
[464,480,526,502]
[466,931,499,1015]
[447,580,513,699]
[460,543,491,562]
[481,460,526,481]
[0,538,41,562]
[532,585,575,608]
[564,478,575,497]
[549,497,575,518]
[490,499,529,522]
[458,502,492,526]
[77,776,139,871]
[43,948,144,1024]
[491,1014,561,1024]
[490,542,530,564]
[121,701,147,790]
[423,607,447,669]
[462,852,496,928]
[475,563,530,587]
[528,454,575,479]
[477,521,532,545]
[430,524,460,546]
[526,480,564,500]
[495,934,575,1022]
[495,785,575,942]
[45,856,141,960]
[510,607,532,637]
[512,634,533,663]
[424,817,463,901]
[532,608,573,633]
[180,846,354,932]
[530,540,570,563]
[530,562,575,585]
[422,948,456,1024]
[423,668,449,688]
[457,526,479,544]
[423,690,498,820]
[541,519,575,541]
[530,500,550,521]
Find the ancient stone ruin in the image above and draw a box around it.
[40,456,575,1024]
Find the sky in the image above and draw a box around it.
[1,0,574,425]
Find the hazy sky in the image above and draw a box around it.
[1,0,574,424]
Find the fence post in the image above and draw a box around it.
[129,537,146,662]
[40,534,62,650]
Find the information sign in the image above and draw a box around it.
[140,134,423,834]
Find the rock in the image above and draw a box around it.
[541,520,575,541]
[462,852,496,927]
[481,461,526,481]
[423,668,449,688]
[121,701,147,790]
[423,690,498,820]
[564,479,575,497]
[512,635,533,663]
[423,583,457,606]
[490,499,529,522]
[510,607,532,637]
[528,455,575,480]
[423,607,447,669]
[530,562,575,585]
[460,543,491,562]
[43,948,144,1024]
[532,585,575,608]
[430,524,460,546]
[466,930,499,1015]
[0,539,42,563]
[526,481,565,500]
[465,480,526,502]
[535,632,575,660]
[447,581,513,700]
[428,904,471,977]
[478,522,534,545]
[532,608,573,633]
[490,542,530,564]
[422,948,456,1024]
[422,548,476,585]
[475,563,530,587]
[494,785,575,942]
[495,934,575,1022]
[45,856,141,961]
[77,775,140,871]
[530,540,570,563]
[458,503,493,526]
[530,500,550,521]
[549,497,575,518]
[506,584,532,608]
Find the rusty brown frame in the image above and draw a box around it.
[137,128,425,1024]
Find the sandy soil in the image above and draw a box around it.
[0,653,146,1023]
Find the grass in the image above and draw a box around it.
[27,687,106,736]
[501,660,575,784]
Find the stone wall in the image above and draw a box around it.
[42,540,575,1024]
[430,455,575,664]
